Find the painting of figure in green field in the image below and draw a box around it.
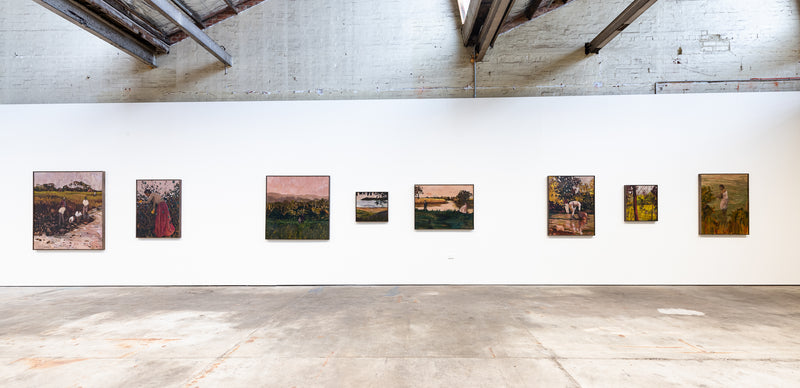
[699,174,748,235]
[137,179,181,238]
[33,171,105,250]
[624,185,658,221]
[414,184,473,230]
[356,192,388,222]
[548,176,595,236]
[266,176,330,240]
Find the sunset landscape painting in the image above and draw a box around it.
[414,184,474,230]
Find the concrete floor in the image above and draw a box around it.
[0,286,798,387]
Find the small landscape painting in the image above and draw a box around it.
[548,176,595,236]
[356,192,388,222]
[624,185,658,221]
[414,184,474,230]
[699,173,749,235]
[136,179,181,238]
[33,171,105,250]
[266,176,330,240]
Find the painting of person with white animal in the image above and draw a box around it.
[548,176,595,236]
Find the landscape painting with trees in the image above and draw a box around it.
[414,184,473,230]
[33,171,105,250]
[356,192,388,222]
[699,173,749,235]
[266,176,330,240]
[136,179,181,238]
[624,185,658,221]
[548,176,595,236]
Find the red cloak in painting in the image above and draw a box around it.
[155,201,176,237]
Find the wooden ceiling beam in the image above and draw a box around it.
[169,0,206,29]
[33,0,158,67]
[221,0,239,14]
[79,0,170,53]
[475,0,516,61]
[460,0,483,46]
[524,0,543,19]
[143,0,232,66]
[585,0,658,55]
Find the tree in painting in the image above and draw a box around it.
[33,171,105,250]
[266,176,330,240]
[548,176,595,236]
[356,192,388,222]
[414,184,474,230]
[624,185,658,221]
[699,174,748,235]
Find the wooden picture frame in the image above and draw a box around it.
[33,171,106,250]
[698,173,749,235]
[414,184,474,230]
[136,179,182,238]
[266,176,331,240]
[547,176,595,236]
[624,185,658,222]
[355,192,388,222]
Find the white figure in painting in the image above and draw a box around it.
[564,200,581,216]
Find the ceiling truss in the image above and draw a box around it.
[460,0,658,61]
[34,0,258,67]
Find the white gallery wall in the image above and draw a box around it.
[1,92,799,285]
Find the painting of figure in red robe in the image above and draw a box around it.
[137,179,181,238]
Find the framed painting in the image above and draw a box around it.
[414,184,474,230]
[624,185,658,221]
[356,192,388,222]
[699,173,749,235]
[266,176,330,240]
[548,176,595,236]
[33,171,105,250]
[136,179,181,238]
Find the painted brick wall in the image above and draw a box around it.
[1,0,798,103]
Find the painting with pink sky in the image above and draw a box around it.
[266,176,330,240]
[414,184,474,230]
[33,171,105,250]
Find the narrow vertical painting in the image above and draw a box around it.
[136,179,181,238]
[355,192,388,222]
[624,185,658,221]
[414,184,474,230]
[548,176,595,236]
[699,173,749,235]
[266,176,330,240]
[33,171,105,250]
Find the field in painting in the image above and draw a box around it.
[356,207,388,222]
[699,174,748,235]
[414,209,473,229]
[356,192,388,222]
[33,191,102,237]
[266,176,330,240]
[33,172,104,249]
[414,185,473,230]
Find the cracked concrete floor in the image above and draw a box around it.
[0,286,798,387]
